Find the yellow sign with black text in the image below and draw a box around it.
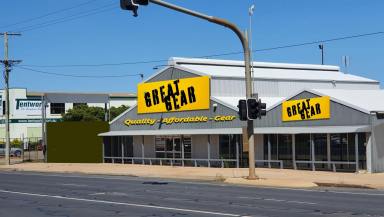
[282,96,330,122]
[137,76,210,114]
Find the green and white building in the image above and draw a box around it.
[0,88,136,140]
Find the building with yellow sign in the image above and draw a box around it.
[99,57,384,173]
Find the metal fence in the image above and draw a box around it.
[0,137,44,164]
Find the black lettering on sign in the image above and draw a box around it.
[180,90,188,106]
[164,96,172,111]
[316,103,321,114]
[152,89,159,105]
[144,92,151,107]
[167,83,174,97]
[310,105,316,116]
[142,79,200,111]
[287,107,292,117]
[159,85,166,102]
[172,94,180,110]
[292,105,297,115]
[173,80,180,95]
[188,86,196,103]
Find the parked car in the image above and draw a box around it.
[0,144,22,157]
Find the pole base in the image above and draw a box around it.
[247,175,258,180]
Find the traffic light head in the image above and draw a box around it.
[257,99,267,119]
[120,0,148,17]
[120,0,138,17]
[237,100,247,121]
[247,98,258,120]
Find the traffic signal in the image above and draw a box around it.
[257,99,267,118]
[237,99,247,121]
[247,98,258,120]
[120,0,149,17]
[247,98,267,120]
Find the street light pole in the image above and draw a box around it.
[148,0,257,179]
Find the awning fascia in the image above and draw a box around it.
[99,125,370,136]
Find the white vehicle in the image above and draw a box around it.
[0,144,22,157]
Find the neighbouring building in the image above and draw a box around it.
[100,57,384,173]
[0,88,136,141]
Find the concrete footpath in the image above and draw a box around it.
[1,163,384,189]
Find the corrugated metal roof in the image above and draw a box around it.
[169,57,378,83]
[312,89,384,113]
[214,96,284,110]
[215,88,384,114]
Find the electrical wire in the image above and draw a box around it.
[16,66,144,78]
[198,31,384,58]
[18,30,384,68]
[12,3,116,33]
[21,59,169,68]
[0,0,102,30]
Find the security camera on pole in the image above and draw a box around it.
[119,0,261,179]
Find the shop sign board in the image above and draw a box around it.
[124,115,236,127]
[14,99,47,116]
[137,76,210,114]
[282,96,330,122]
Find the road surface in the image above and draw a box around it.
[0,171,383,217]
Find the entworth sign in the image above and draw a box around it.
[282,96,330,121]
[137,76,210,114]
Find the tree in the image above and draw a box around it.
[109,105,129,120]
[63,105,105,121]
[62,104,129,122]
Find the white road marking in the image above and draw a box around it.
[2,171,384,197]
[59,183,88,187]
[236,196,317,205]
[0,189,242,217]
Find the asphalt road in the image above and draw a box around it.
[0,171,383,217]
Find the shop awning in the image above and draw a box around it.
[99,128,242,136]
[99,125,370,136]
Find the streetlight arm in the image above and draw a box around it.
[149,0,248,55]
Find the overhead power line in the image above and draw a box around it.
[198,31,384,58]
[0,0,101,30]
[16,66,144,78]
[12,3,116,33]
[19,30,384,68]
[21,59,169,68]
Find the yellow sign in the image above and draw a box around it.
[282,96,330,121]
[137,76,210,114]
[124,115,236,127]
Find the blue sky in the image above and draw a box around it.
[1,0,383,93]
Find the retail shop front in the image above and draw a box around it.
[100,75,247,168]
[99,64,384,172]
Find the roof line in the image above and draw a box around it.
[174,61,340,72]
[267,88,371,114]
[211,76,379,84]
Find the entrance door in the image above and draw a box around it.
[155,136,191,165]
[173,137,182,159]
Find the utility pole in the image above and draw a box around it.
[121,0,258,179]
[0,32,21,165]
